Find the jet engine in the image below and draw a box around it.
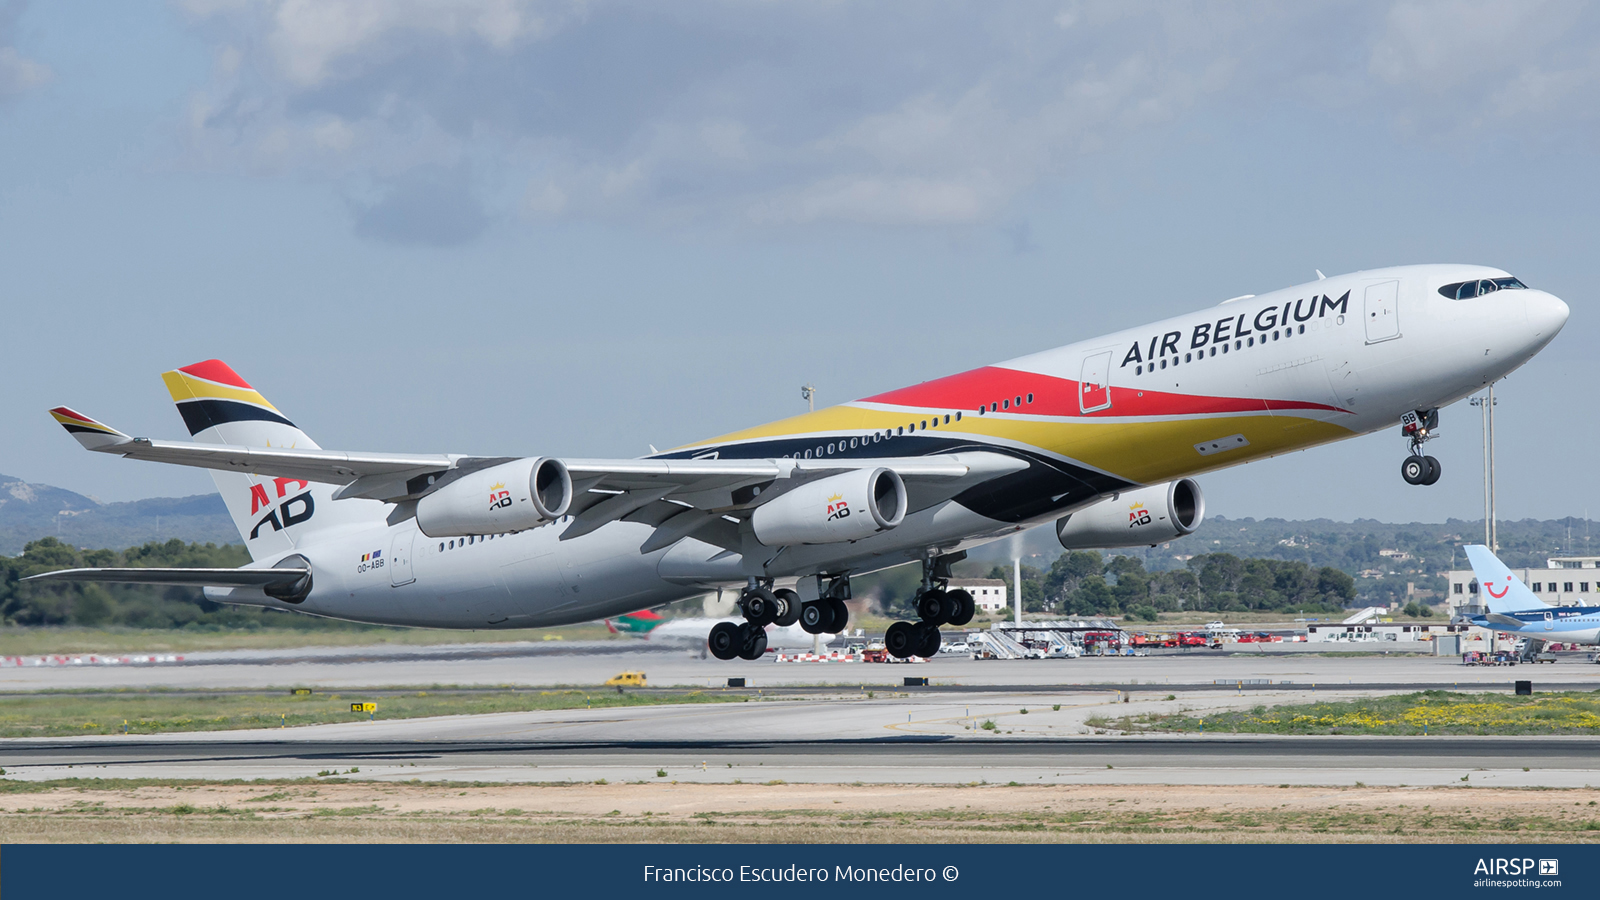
[1056,478,1204,549]
[415,457,572,538]
[752,467,907,545]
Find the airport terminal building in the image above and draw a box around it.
[1447,554,1600,615]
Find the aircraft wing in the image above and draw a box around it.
[50,407,455,488]
[24,567,309,588]
[49,407,1027,549]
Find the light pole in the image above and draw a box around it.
[1470,388,1499,550]
[1014,557,1023,626]
[800,384,816,413]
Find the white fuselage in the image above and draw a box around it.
[209,264,1569,629]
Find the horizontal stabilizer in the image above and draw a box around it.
[1484,612,1525,628]
[49,407,132,451]
[23,567,309,588]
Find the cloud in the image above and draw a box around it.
[175,1,1600,238]
[347,164,491,246]
[0,1,47,100]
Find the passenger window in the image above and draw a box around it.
[1136,365,1143,375]
[448,540,455,549]
[955,411,962,421]
[1160,359,1167,369]
[1247,337,1254,347]
[1184,353,1191,362]
[1025,394,1033,404]
[921,420,928,429]
[1001,400,1009,410]
[439,543,445,552]
[1014,396,1021,407]
[944,414,950,424]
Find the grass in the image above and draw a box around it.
[0,623,625,655]
[0,688,745,737]
[1088,690,1600,736]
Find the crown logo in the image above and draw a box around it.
[827,493,844,503]
[1129,501,1145,509]
[491,482,506,492]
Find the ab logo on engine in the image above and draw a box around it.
[489,481,513,511]
[826,492,850,521]
[1128,502,1152,528]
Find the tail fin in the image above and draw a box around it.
[163,360,386,560]
[1463,544,1549,613]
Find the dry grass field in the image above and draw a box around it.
[0,779,1595,843]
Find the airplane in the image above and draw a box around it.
[603,609,834,652]
[1461,544,1600,654]
[30,264,1566,661]
[605,609,668,634]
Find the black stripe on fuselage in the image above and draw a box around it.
[655,434,1132,523]
[177,399,297,436]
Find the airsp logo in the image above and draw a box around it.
[1472,858,1554,876]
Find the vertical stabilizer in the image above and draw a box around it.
[162,360,386,560]
[1462,544,1549,614]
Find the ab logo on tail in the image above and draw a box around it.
[248,477,314,539]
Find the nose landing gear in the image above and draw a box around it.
[1400,408,1442,486]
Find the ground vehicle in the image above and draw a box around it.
[861,642,888,663]
[939,640,970,655]
[604,671,647,686]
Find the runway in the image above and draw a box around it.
[5,686,1598,788]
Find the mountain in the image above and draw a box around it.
[0,474,237,554]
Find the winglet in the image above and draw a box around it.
[49,407,133,452]
[1462,544,1548,613]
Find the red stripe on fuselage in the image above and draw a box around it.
[861,365,1345,418]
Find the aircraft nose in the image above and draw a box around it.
[1526,290,1570,339]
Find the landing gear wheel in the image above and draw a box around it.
[1421,455,1442,485]
[945,589,975,627]
[799,602,828,635]
[916,589,949,624]
[885,621,917,658]
[915,623,942,658]
[743,587,779,626]
[708,621,741,660]
[771,588,801,627]
[736,624,768,661]
[826,598,849,634]
[1401,455,1428,485]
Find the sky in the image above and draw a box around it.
[1,1,1598,526]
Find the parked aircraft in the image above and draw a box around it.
[1461,544,1600,652]
[32,265,1566,660]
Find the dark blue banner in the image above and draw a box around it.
[4,844,1597,898]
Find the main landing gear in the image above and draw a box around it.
[884,552,975,660]
[1399,407,1442,486]
[708,577,848,661]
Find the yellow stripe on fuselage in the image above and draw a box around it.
[682,406,1355,486]
[161,370,280,411]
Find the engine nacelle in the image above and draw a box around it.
[416,458,572,538]
[752,468,907,546]
[1056,478,1204,550]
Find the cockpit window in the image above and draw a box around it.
[1439,277,1529,299]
